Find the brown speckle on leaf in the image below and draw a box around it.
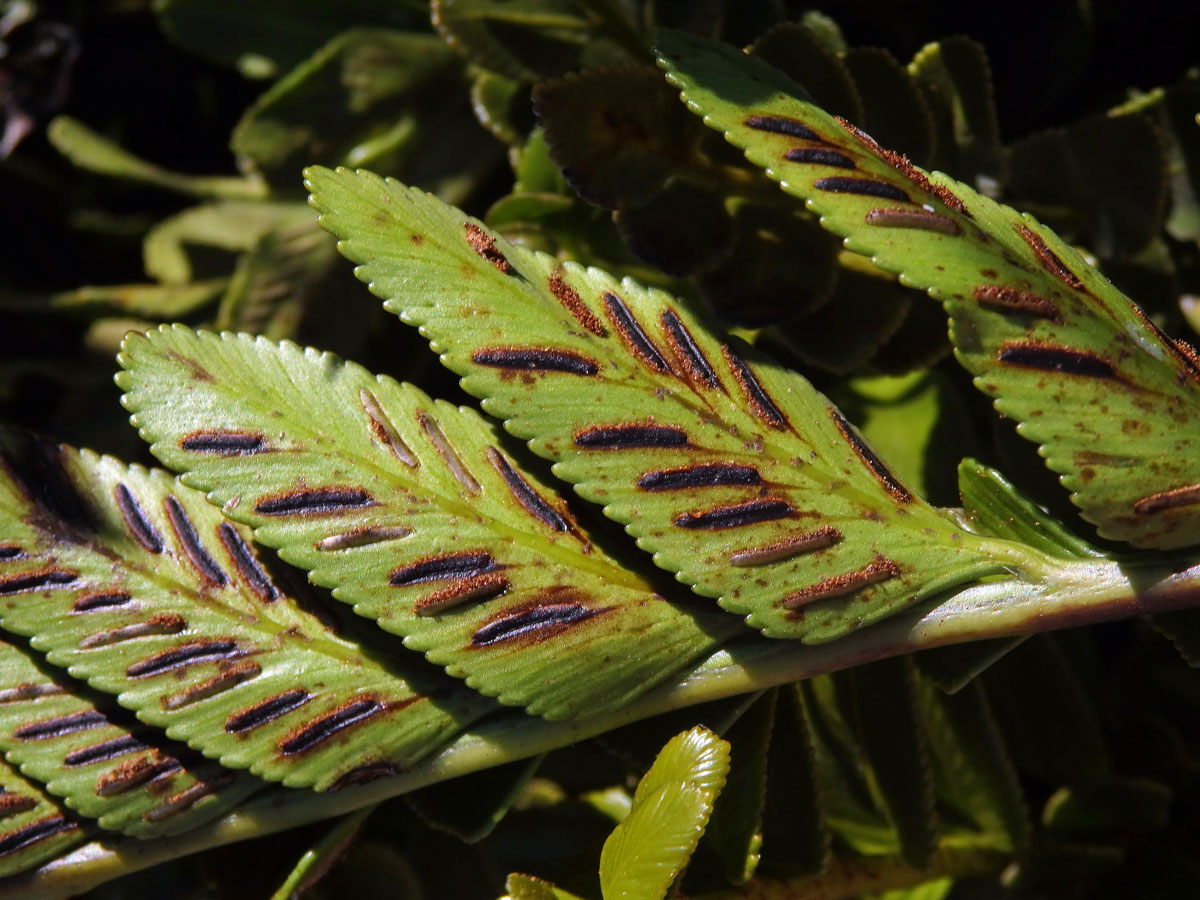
[661,309,721,389]
[973,285,1061,321]
[782,555,900,609]
[278,697,386,756]
[179,431,266,456]
[730,526,843,565]
[166,351,215,383]
[604,293,672,374]
[1133,482,1200,515]
[548,271,605,336]
[0,816,78,857]
[464,223,513,274]
[997,341,1116,378]
[471,592,608,647]
[676,498,794,530]
[115,483,164,553]
[746,114,822,141]
[415,572,510,616]
[865,207,960,235]
[143,774,235,822]
[575,422,689,449]
[723,345,788,429]
[160,661,262,711]
[255,487,375,516]
[1016,224,1084,290]
[96,754,181,797]
[472,347,600,376]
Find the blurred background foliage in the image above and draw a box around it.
[2,1,1200,898]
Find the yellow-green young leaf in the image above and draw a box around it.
[142,201,312,285]
[305,167,1037,643]
[0,637,261,838]
[118,329,741,720]
[0,431,492,790]
[657,30,1200,550]
[504,872,589,900]
[0,754,88,879]
[599,727,729,900]
[47,117,265,201]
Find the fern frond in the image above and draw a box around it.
[118,328,743,719]
[304,167,1053,642]
[0,430,492,790]
[656,30,1200,550]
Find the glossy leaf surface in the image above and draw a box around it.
[119,329,739,719]
[598,726,729,900]
[657,30,1200,550]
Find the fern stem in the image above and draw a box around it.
[6,555,1200,899]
